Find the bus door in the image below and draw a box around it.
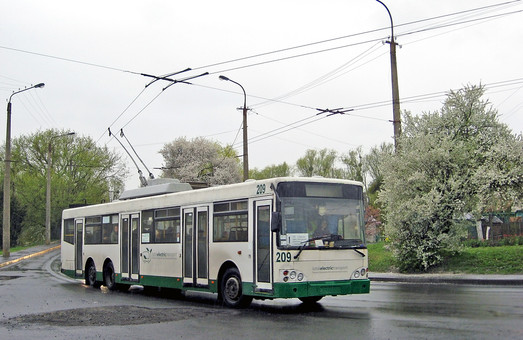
[183,206,209,286]
[121,213,140,281]
[75,219,83,277]
[254,200,273,292]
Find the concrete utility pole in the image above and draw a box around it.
[3,83,45,258]
[376,0,401,150]
[219,75,249,181]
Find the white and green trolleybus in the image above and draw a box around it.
[61,177,370,307]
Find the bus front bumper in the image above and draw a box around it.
[249,279,370,299]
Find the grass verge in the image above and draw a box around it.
[367,242,396,272]
[441,246,523,274]
[367,242,523,274]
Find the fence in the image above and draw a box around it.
[467,213,523,240]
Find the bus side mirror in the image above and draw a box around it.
[271,212,281,232]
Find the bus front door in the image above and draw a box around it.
[75,219,83,277]
[183,207,209,287]
[121,213,140,281]
[254,200,273,292]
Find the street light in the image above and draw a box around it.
[376,0,401,150]
[46,132,75,245]
[3,83,45,258]
[219,75,249,181]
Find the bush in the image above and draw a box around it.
[462,236,523,248]
[17,224,45,246]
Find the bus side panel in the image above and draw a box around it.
[61,242,75,277]
[208,242,252,285]
[139,243,183,282]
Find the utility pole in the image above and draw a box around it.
[219,75,249,181]
[3,83,45,258]
[376,0,401,150]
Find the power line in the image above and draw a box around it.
[1,1,519,85]
[96,87,147,143]
[0,45,142,75]
[86,3,523,148]
[186,1,518,69]
[227,77,523,148]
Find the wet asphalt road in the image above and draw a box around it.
[1,248,522,339]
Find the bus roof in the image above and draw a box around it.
[62,177,363,219]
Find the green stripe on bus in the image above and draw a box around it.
[243,279,370,298]
[272,279,370,298]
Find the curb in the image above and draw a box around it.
[369,273,523,286]
[0,245,61,269]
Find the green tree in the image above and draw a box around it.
[249,162,291,180]
[0,186,26,248]
[379,85,523,272]
[340,146,365,183]
[9,130,127,245]
[295,149,339,177]
[159,137,241,185]
[364,142,394,207]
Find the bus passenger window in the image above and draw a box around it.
[63,219,74,244]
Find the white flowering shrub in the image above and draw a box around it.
[380,85,523,272]
[159,137,242,185]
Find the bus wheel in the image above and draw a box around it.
[103,262,117,291]
[299,296,323,304]
[85,261,100,288]
[220,267,252,308]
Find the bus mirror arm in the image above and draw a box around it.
[270,183,282,232]
[271,212,281,232]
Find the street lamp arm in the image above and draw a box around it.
[220,76,246,98]
[9,83,45,103]
[376,0,394,39]
[375,0,401,150]
[218,75,249,181]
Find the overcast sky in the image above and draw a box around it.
[2,0,522,189]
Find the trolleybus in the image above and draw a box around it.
[61,177,369,307]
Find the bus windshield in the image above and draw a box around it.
[277,182,365,249]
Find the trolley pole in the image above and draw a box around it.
[376,0,401,150]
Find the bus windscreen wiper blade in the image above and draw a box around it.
[293,234,341,260]
[351,247,366,257]
[293,236,324,260]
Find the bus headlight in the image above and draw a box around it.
[281,269,304,282]
[352,267,368,279]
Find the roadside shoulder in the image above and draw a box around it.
[369,272,523,285]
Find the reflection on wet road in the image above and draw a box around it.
[1,250,522,339]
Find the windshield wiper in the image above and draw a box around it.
[293,234,341,260]
[351,247,366,257]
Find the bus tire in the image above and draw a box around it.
[85,260,100,288]
[103,262,117,291]
[299,296,323,304]
[220,267,252,308]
